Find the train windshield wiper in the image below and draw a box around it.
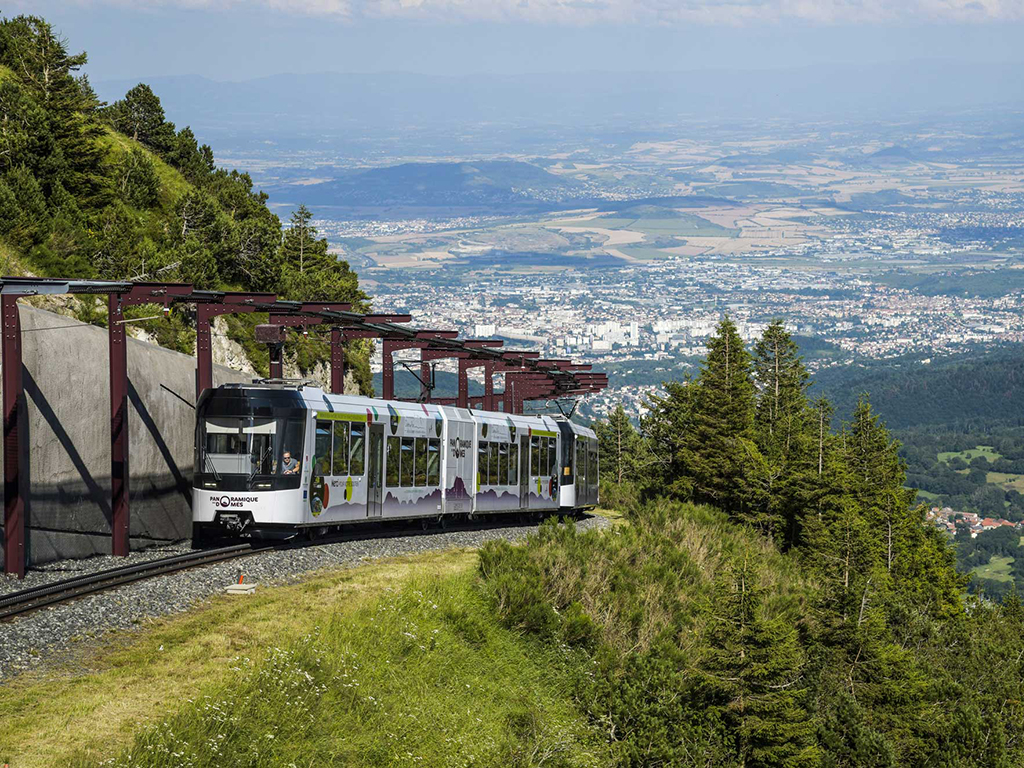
[203,452,221,482]
[248,446,272,486]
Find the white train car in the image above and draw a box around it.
[192,382,598,542]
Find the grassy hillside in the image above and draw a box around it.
[0,549,610,767]
[0,13,372,388]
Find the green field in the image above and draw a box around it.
[938,445,1001,464]
[916,489,940,501]
[987,471,1024,493]
[973,554,1015,583]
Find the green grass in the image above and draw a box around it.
[90,567,607,767]
[973,555,1015,583]
[0,549,608,767]
[95,128,193,215]
[986,472,1024,493]
[915,489,940,501]
[938,445,1001,464]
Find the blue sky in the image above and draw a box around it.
[16,0,1024,81]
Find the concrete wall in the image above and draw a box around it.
[1,306,248,568]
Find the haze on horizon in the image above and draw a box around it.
[13,0,1024,83]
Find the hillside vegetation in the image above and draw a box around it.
[0,14,371,388]
[585,318,1024,764]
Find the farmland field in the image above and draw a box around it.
[973,554,1015,583]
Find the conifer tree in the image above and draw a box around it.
[750,320,817,545]
[642,378,697,500]
[683,317,758,518]
[595,403,642,485]
[281,204,316,274]
[703,558,820,768]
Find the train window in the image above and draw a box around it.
[576,440,586,491]
[488,442,499,486]
[427,439,440,486]
[332,422,349,476]
[530,437,540,475]
[386,437,400,487]
[498,443,508,486]
[314,420,333,477]
[400,437,415,487]
[415,437,427,486]
[509,443,519,485]
[478,442,488,486]
[548,438,557,476]
[350,423,366,476]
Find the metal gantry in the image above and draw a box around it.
[0,276,607,577]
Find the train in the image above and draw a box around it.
[191,382,599,543]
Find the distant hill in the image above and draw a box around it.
[95,61,1024,145]
[813,350,1024,430]
[266,160,579,208]
[866,145,917,164]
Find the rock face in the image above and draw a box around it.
[211,317,259,378]
[0,306,248,569]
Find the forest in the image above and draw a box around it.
[0,14,372,390]
[486,317,1024,766]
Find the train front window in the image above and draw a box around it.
[198,416,305,490]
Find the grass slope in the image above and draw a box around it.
[0,548,609,768]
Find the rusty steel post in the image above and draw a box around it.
[196,304,215,400]
[382,339,397,400]
[2,295,24,577]
[331,328,345,394]
[268,343,284,379]
[108,294,130,557]
[484,362,494,411]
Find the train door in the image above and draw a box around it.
[519,434,530,509]
[367,424,384,518]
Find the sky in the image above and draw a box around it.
[14,0,1024,82]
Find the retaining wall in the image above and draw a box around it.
[1,305,247,568]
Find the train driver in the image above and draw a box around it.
[280,451,300,475]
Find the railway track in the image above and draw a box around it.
[0,511,578,622]
[0,543,264,621]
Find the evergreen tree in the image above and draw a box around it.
[595,404,642,485]
[280,204,316,274]
[684,317,758,519]
[114,146,159,208]
[109,83,166,146]
[642,378,697,501]
[703,558,820,768]
[750,321,817,545]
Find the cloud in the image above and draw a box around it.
[29,0,1024,24]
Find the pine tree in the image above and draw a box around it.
[683,317,758,519]
[595,403,642,485]
[642,378,697,500]
[281,204,316,274]
[109,83,166,146]
[751,321,817,545]
[703,558,820,768]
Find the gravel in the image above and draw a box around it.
[0,541,195,597]
[0,514,610,681]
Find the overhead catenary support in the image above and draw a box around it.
[2,295,24,577]
[381,330,459,400]
[264,302,352,381]
[194,292,277,400]
[419,339,504,405]
[108,283,194,557]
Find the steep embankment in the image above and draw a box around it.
[0,15,371,389]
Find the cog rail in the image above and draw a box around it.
[0,544,262,621]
